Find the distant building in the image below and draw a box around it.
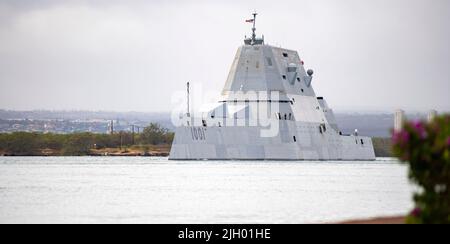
[394,109,405,132]
[108,120,114,134]
[427,110,437,122]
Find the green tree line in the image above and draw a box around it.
[0,123,173,156]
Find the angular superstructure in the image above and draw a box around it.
[169,13,375,160]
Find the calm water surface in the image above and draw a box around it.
[0,157,414,223]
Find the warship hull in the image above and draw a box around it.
[170,121,375,161]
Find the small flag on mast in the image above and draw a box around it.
[245,19,254,23]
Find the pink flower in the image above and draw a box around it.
[447,137,450,147]
[392,132,400,144]
[393,130,410,146]
[412,121,427,139]
[411,207,421,217]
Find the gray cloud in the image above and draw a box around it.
[0,0,449,112]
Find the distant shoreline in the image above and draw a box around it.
[1,144,170,157]
[0,123,174,157]
[0,127,392,157]
[0,153,170,157]
[1,138,392,157]
[337,215,405,224]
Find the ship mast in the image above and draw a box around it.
[186,82,190,117]
[251,12,257,45]
[244,12,264,46]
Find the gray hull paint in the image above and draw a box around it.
[170,121,375,161]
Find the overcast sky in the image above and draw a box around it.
[0,0,449,112]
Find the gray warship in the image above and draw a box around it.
[169,13,376,160]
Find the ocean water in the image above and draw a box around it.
[0,157,414,224]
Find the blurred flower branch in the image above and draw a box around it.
[392,115,450,224]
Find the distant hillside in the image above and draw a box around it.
[0,110,174,133]
[335,113,393,137]
[335,112,426,137]
[0,110,170,123]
